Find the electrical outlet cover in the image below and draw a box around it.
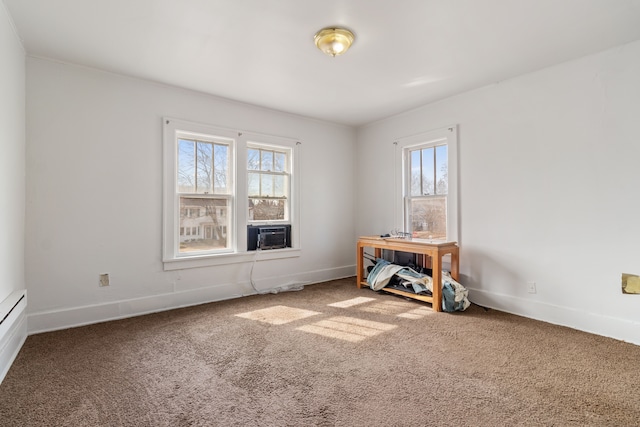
[99,274,110,287]
[527,281,536,293]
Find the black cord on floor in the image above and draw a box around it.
[470,301,490,311]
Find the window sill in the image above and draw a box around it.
[163,248,301,271]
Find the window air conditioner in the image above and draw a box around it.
[247,225,291,251]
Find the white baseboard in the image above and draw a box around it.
[0,290,28,384]
[469,288,640,346]
[28,265,356,335]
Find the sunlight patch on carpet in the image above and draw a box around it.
[397,306,434,319]
[297,316,397,342]
[328,296,377,308]
[235,305,320,325]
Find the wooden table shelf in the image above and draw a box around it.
[356,236,459,312]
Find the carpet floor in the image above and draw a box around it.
[1,277,639,426]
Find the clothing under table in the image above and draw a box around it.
[356,236,459,312]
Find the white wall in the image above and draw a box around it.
[26,57,356,332]
[357,40,640,344]
[22,30,640,346]
[0,2,27,385]
[0,3,25,304]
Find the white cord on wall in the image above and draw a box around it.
[249,248,308,295]
[249,248,261,293]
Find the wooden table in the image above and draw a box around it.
[356,236,459,312]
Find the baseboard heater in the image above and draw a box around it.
[0,290,28,384]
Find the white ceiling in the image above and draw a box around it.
[5,0,640,126]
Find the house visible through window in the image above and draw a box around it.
[176,134,233,254]
[407,144,448,239]
[163,118,301,269]
[248,145,290,222]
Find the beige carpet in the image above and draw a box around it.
[1,277,639,426]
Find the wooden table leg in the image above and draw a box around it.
[356,242,364,288]
[450,248,459,282]
[431,251,442,312]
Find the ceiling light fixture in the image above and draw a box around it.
[314,27,355,57]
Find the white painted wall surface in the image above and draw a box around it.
[0,4,25,304]
[26,57,356,332]
[356,40,640,344]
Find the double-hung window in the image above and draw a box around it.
[177,135,232,253]
[163,118,300,270]
[247,144,290,222]
[395,126,458,242]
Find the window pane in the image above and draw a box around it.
[274,152,286,172]
[261,174,274,197]
[247,144,291,224]
[178,139,195,193]
[410,150,421,196]
[273,175,286,197]
[409,196,447,240]
[421,147,434,195]
[214,144,229,193]
[261,150,273,171]
[435,145,448,195]
[248,172,260,197]
[179,196,229,253]
[196,142,213,193]
[248,148,260,171]
[249,198,286,221]
[179,139,230,195]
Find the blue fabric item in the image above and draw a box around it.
[366,258,391,286]
[442,282,456,312]
[410,282,429,294]
[442,281,466,312]
[368,259,469,312]
[395,267,423,279]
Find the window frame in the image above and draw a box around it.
[163,118,301,271]
[394,125,459,243]
[176,132,234,256]
[247,141,292,224]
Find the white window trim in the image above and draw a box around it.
[393,125,459,243]
[241,132,300,247]
[246,140,293,225]
[163,118,301,271]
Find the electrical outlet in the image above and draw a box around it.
[527,281,536,294]
[99,273,110,287]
